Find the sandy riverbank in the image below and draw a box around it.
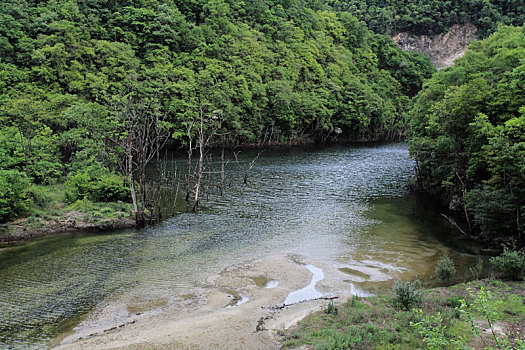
[55,254,363,349]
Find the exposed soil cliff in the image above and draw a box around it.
[393,23,479,69]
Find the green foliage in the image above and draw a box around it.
[313,331,360,350]
[65,166,130,203]
[446,295,465,310]
[408,26,525,241]
[490,249,525,280]
[0,0,439,222]
[458,287,504,348]
[28,184,54,209]
[410,310,451,350]
[285,279,525,350]
[0,169,30,222]
[0,0,435,150]
[466,187,515,238]
[469,258,484,280]
[67,198,95,212]
[412,286,525,349]
[327,0,525,38]
[392,278,423,310]
[435,254,457,284]
[323,301,338,315]
[0,127,24,170]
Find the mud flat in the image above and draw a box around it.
[56,254,356,349]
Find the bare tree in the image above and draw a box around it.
[102,88,170,225]
[234,150,263,185]
[184,119,195,202]
[455,168,472,233]
[219,146,229,196]
[181,105,223,212]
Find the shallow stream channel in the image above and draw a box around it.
[0,143,483,348]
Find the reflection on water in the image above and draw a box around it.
[0,143,481,348]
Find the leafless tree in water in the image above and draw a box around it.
[102,86,170,225]
[234,150,263,185]
[219,147,229,196]
[182,105,223,212]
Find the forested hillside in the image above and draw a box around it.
[1,0,523,244]
[326,0,525,37]
[408,26,525,243]
[0,0,434,223]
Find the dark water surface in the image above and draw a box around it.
[0,143,480,348]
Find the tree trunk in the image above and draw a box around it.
[220,147,226,196]
[128,151,140,224]
[193,143,204,212]
[186,142,193,202]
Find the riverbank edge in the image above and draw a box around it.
[1,140,408,245]
[279,278,525,349]
[54,254,354,350]
[0,216,136,244]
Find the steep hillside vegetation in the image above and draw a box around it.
[0,0,434,223]
[408,26,525,243]
[327,0,525,37]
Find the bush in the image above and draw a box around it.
[410,310,449,350]
[31,159,63,185]
[65,171,90,202]
[490,249,525,280]
[435,254,456,283]
[91,173,131,202]
[468,258,484,280]
[68,198,95,212]
[392,278,422,310]
[466,187,515,237]
[0,169,30,222]
[323,301,338,315]
[65,166,130,203]
[28,184,54,208]
[314,331,360,350]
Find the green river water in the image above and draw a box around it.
[0,143,483,349]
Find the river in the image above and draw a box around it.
[0,143,481,349]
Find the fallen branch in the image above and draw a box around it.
[265,296,339,310]
[440,213,468,236]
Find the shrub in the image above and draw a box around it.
[410,310,449,350]
[68,198,94,212]
[435,254,456,283]
[65,166,130,203]
[91,173,131,202]
[323,301,338,315]
[28,184,54,208]
[392,278,422,310]
[314,331,360,350]
[445,295,464,309]
[466,187,515,237]
[65,171,91,202]
[0,169,30,222]
[31,159,63,185]
[0,127,25,170]
[490,249,525,280]
[468,258,484,280]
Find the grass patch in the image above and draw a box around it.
[281,280,525,349]
[2,183,134,239]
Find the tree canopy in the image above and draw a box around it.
[408,26,525,242]
[326,0,525,37]
[0,0,436,221]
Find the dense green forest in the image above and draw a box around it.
[0,0,435,223]
[0,0,524,246]
[408,26,525,243]
[326,0,525,37]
